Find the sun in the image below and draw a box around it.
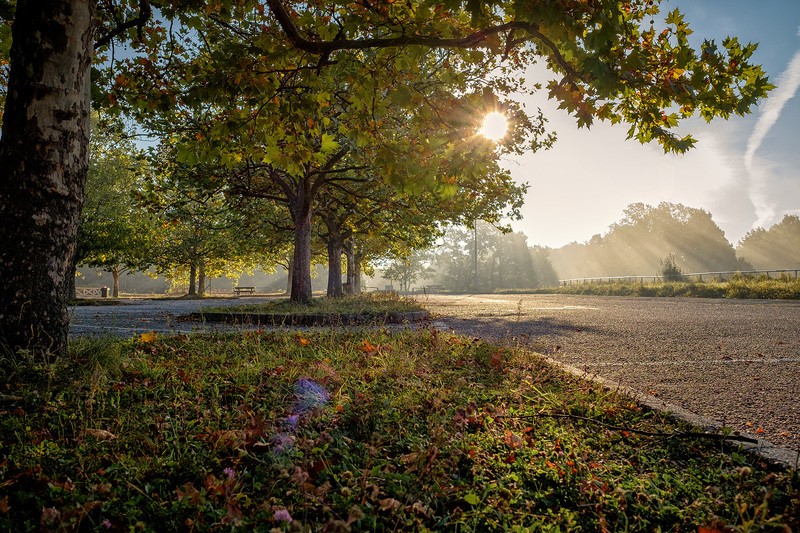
[479,111,508,141]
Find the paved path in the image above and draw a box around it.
[418,294,800,456]
[70,294,800,456]
[69,297,278,337]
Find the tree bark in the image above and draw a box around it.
[188,263,197,296]
[198,262,206,296]
[285,256,294,295]
[289,185,314,304]
[111,265,121,298]
[323,215,344,298]
[0,0,94,356]
[345,240,356,294]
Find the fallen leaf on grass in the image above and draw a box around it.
[82,429,116,440]
[138,331,157,343]
[358,339,379,355]
[379,498,401,511]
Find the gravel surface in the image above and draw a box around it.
[70,294,800,455]
[418,294,800,455]
[69,297,279,337]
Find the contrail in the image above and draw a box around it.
[744,49,800,226]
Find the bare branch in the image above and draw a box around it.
[95,0,152,50]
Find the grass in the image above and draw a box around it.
[1,330,798,531]
[206,292,426,316]
[509,274,800,299]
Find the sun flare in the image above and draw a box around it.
[479,111,508,141]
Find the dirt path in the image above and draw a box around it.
[417,294,800,455]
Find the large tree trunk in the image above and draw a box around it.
[289,188,314,304]
[326,238,344,298]
[67,260,78,302]
[0,0,94,356]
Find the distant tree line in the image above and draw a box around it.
[549,203,800,282]
[383,204,800,292]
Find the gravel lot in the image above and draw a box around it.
[70,294,800,456]
[418,294,800,456]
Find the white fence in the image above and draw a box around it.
[560,269,800,286]
[75,287,109,298]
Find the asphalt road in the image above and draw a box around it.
[419,294,800,455]
[70,294,800,455]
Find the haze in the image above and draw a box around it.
[507,0,800,248]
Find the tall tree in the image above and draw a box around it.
[0,0,774,355]
[0,0,94,354]
[77,117,155,297]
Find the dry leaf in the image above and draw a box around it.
[83,428,116,440]
[138,331,157,343]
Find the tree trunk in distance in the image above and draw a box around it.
[345,240,356,294]
[285,256,294,295]
[188,263,197,296]
[326,237,344,297]
[0,0,94,356]
[112,265,120,298]
[198,262,206,296]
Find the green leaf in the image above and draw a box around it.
[464,492,481,506]
[320,134,339,154]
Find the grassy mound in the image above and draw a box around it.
[1,331,797,531]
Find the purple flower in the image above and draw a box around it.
[293,378,329,414]
[273,509,293,522]
[101,519,112,529]
[223,467,235,479]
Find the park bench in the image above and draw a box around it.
[233,286,256,295]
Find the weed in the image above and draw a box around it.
[1,330,797,531]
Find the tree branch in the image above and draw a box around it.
[95,0,152,50]
[265,0,584,82]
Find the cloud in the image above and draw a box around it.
[744,50,800,226]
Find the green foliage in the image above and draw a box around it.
[550,203,746,280]
[543,274,800,299]
[737,215,800,270]
[77,116,156,277]
[432,222,556,292]
[660,252,684,281]
[1,330,797,530]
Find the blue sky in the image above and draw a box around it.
[509,1,800,248]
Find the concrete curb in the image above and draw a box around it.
[540,355,799,470]
[184,310,430,327]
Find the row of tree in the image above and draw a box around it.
[382,205,800,292]
[549,204,800,280]
[0,0,774,357]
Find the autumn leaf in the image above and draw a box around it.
[358,339,379,354]
[176,483,201,505]
[83,428,116,440]
[138,331,157,343]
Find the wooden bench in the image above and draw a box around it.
[234,286,256,295]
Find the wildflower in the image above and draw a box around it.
[273,509,293,522]
[102,519,112,529]
[293,378,329,414]
[223,467,235,479]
